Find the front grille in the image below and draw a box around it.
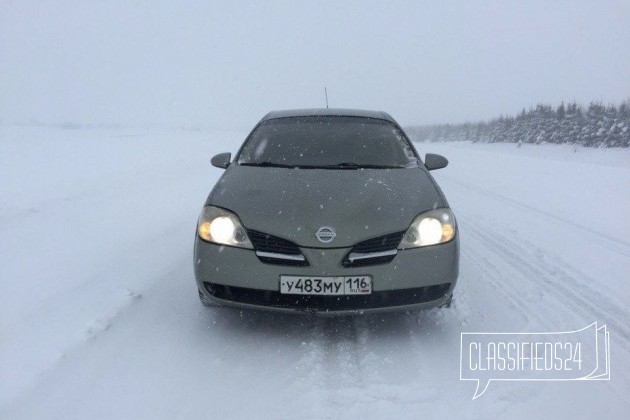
[343,231,405,266]
[247,230,302,254]
[247,229,308,266]
[204,282,450,311]
[351,231,405,253]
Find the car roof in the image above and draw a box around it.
[261,108,396,123]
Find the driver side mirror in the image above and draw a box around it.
[211,152,231,169]
[424,153,448,171]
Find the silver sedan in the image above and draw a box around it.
[194,108,459,314]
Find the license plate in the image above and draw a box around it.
[280,276,372,295]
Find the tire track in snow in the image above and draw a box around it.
[326,316,436,410]
[465,219,630,347]
[320,316,367,412]
[293,315,439,416]
[461,246,538,326]
[457,217,630,406]
[286,316,375,418]
[288,317,330,419]
[442,175,630,257]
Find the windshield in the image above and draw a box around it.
[237,116,418,168]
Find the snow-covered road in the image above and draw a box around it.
[1,126,629,419]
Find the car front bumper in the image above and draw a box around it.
[193,236,459,314]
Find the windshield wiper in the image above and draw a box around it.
[319,162,407,170]
[239,161,298,168]
[239,161,406,169]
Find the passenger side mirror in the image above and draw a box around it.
[424,153,448,171]
[211,152,231,169]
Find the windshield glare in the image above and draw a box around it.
[237,116,418,168]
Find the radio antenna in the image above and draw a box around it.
[324,87,329,109]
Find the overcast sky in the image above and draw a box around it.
[1,0,629,129]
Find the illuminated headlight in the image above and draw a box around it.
[398,208,456,249]
[197,206,253,249]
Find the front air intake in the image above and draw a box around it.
[343,231,405,267]
[246,229,309,266]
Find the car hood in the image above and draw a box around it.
[206,165,446,248]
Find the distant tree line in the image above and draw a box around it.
[406,100,630,148]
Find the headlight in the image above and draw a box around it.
[197,206,253,249]
[398,208,456,249]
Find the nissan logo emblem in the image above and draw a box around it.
[315,226,336,243]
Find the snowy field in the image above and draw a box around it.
[1,126,629,419]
